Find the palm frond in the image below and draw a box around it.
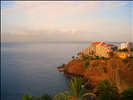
[54,77,96,100]
[81,92,97,98]
[96,80,120,100]
[22,94,35,100]
[54,91,72,100]
[121,87,133,100]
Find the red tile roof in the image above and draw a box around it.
[91,42,116,52]
[92,42,101,44]
[106,44,116,46]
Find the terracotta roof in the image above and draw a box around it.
[91,42,115,52]
[92,42,101,44]
[103,45,107,48]
[100,44,105,47]
[106,44,116,46]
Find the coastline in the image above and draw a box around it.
[57,58,133,93]
[57,63,95,92]
[58,65,84,78]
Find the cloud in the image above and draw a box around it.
[1,28,99,42]
[111,2,128,8]
[1,1,129,29]
[102,2,128,9]
[1,1,131,42]
[2,28,93,37]
[2,1,129,18]
[2,27,131,42]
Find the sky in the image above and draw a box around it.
[1,1,133,42]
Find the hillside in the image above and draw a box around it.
[59,58,133,93]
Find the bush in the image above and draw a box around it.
[95,56,100,60]
[100,57,105,60]
[122,59,129,63]
[121,87,133,100]
[84,61,90,70]
[119,48,128,52]
[72,56,75,59]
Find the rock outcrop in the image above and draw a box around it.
[58,58,133,93]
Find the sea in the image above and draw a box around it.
[1,42,121,100]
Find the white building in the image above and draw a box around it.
[131,42,133,49]
[78,42,117,58]
[120,42,131,50]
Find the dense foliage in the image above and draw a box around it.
[95,80,120,100]
[118,48,129,52]
[120,87,133,100]
[22,93,52,100]
[22,78,133,100]
[54,77,96,100]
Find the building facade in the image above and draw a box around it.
[131,42,133,49]
[114,52,133,59]
[78,42,118,58]
[120,42,131,51]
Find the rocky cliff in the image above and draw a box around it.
[59,58,133,93]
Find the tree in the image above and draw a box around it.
[54,77,96,100]
[82,55,89,60]
[72,56,75,59]
[95,80,120,100]
[118,48,128,52]
[120,87,133,100]
[38,93,52,100]
[22,94,35,100]
[95,56,99,60]
[22,93,52,100]
[100,57,105,60]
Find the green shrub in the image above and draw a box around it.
[84,61,90,70]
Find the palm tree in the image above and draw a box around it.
[120,87,133,100]
[95,80,120,100]
[39,93,52,100]
[22,94,35,100]
[54,77,96,100]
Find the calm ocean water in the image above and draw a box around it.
[1,42,121,100]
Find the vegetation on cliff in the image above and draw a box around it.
[62,58,133,93]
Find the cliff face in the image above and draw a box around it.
[64,58,133,93]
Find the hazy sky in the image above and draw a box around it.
[1,1,133,42]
